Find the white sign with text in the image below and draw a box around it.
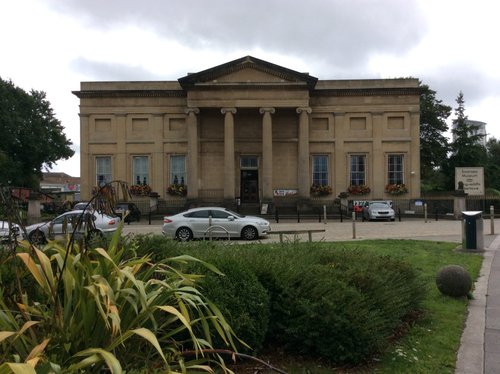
[455,167,484,195]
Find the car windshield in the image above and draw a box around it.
[371,203,390,209]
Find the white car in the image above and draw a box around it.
[362,201,395,221]
[162,207,270,241]
[25,210,120,244]
[0,220,21,243]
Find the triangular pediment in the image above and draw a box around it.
[178,56,318,90]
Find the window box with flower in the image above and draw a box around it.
[129,184,152,197]
[347,185,371,195]
[310,184,333,196]
[385,183,408,195]
[167,175,187,197]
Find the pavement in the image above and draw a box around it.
[122,217,500,373]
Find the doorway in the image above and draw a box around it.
[240,170,259,203]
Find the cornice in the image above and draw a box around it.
[312,87,422,97]
[72,90,186,99]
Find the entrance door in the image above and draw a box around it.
[241,170,259,203]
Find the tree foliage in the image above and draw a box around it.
[486,137,500,191]
[419,83,451,190]
[444,91,487,189]
[0,77,74,188]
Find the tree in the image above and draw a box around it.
[444,91,487,189]
[419,83,451,191]
[485,137,500,192]
[0,78,74,188]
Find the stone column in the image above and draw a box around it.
[372,112,383,197]
[79,114,90,200]
[152,114,164,199]
[260,107,275,201]
[334,112,346,197]
[297,107,312,198]
[409,110,421,198]
[115,114,127,184]
[186,108,200,199]
[221,108,237,200]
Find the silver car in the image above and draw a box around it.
[162,207,270,241]
[25,210,120,244]
[362,201,395,221]
[0,220,21,243]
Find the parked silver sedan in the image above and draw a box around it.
[362,201,395,221]
[162,207,270,241]
[25,210,120,244]
[0,220,21,243]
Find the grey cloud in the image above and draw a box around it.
[47,0,428,71]
[70,58,165,81]
[420,66,500,110]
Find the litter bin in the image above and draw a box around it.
[462,211,484,251]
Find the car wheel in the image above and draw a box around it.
[176,227,193,241]
[29,229,47,245]
[241,226,258,240]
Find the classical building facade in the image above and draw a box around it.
[73,56,421,208]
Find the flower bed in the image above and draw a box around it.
[385,183,408,195]
[347,185,371,195]
[310,184,333,196]
[167,184,187,197]
[129,184,152,197]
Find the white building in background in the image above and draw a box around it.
[452,120,487,146]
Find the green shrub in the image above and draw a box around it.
[190,256,270,353]
[125,239,426,366]
[280,265,383,363]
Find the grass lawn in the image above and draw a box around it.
[232,239,483,374]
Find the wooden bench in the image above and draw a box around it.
[268,229,326,243]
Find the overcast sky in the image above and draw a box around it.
[1,0,498,177]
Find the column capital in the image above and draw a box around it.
[185,107,200,115]
[221,107,237,115]
[296,107,312,114]
[259,107,275,115]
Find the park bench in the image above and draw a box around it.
[268,229,326,243]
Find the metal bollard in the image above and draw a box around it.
[352,211,356,239]
[323,205,327,225]
[491,205,495,235]
[424,203,428,223]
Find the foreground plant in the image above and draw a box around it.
[0,223,238,373]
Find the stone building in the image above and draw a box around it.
[73,56,421,209]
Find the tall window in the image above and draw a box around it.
[312,155,328,185]
[133,156,149,185]
[96,156,112,186]
[350,155,366,186]
[170,155,186,185]
[388,154,404,184]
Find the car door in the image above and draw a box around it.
[209,209,240,237]
[186,209,211,237]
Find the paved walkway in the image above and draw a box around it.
[122,217,500,373]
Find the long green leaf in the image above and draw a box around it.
[72,348,122,373]
[129,328,167,363]
[16,253,48,292]
[0,331,16,343]
[33,248,55,292]
[0,363,36,374]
